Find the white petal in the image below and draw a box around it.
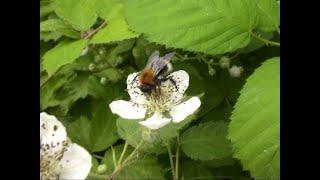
[109,100,146,119]
[139,112,171,130]
[127,72,147,104]
[160,70,189,103]
[40,112,67,147]
[59,143,92,180]
[170,97,201,123]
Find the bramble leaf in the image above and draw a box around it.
[53,0,98,31]
[125,0,258,55]
[181,121,233,160]
[42,39,88,76]
[228,57,280,179]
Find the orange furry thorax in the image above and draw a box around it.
[139,69,156,85]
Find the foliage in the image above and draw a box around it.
[40,0,280,179]
[228,58,280,179]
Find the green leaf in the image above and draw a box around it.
[132,37,162,69]
[42,39,88,76]
[181,121,233,161]
[40,71,75,110]
[90,0,138,44]
[90,102,120,152]
[255,0,280,32]
[239,31,273,54]
[228,57,280,179]
[117,156,165,179]
[53,0,98,31]
[103,39,136,66]
[41,56,93,112]
[67,116,92,151]
[116,118,167,154]
[54,73,91,114]
[93,68,123,82]
[179,159,214,179]
[40,31,63,42]
[40,3,54,19]
[40,18,80,39]
[125,0,258,55]
[203,156,236,169]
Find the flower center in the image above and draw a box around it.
[40,140,69,180]
[144,87,175,115]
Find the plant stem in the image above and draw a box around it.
[175,135,180,180]
[92,154,104,160]
[109,141,144,180]
[117,141,129,165]
[167,142,176,180]
[230,52,239,60]
[111,146,117,168]
[40,75,52,88]
[250,31,280,46]
[84,21,107,40]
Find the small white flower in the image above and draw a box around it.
[229,65,243,78]
[109,70,201,130]
[40,112,92,180]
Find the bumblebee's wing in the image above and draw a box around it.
[149,52,175,76]
[145,51,160,68]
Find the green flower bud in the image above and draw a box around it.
[208,67,216,76]
[100,77,107,85]
[97,164,107,174]
[145,47,153,55]
[219,56,230,69]
[115,56,123,65]
[132,47,140,58]
[98,49,105,55]
[88,63,96,71]
[94,55,102,63]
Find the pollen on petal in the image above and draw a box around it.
[160,70,189,103]
[127,72,147,104]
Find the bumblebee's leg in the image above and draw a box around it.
[160,76,181,94]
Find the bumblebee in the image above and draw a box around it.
[133,51,176,94]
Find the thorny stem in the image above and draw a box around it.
[83,21,107,40]
[175,135,180,180]
[109,141,144,180]
[117,141,129,165]
[167,142,176,180]
[250,31,280,46]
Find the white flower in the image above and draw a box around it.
[229,65,243,78]
[109,70,201,130]
[40,112,92,180]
